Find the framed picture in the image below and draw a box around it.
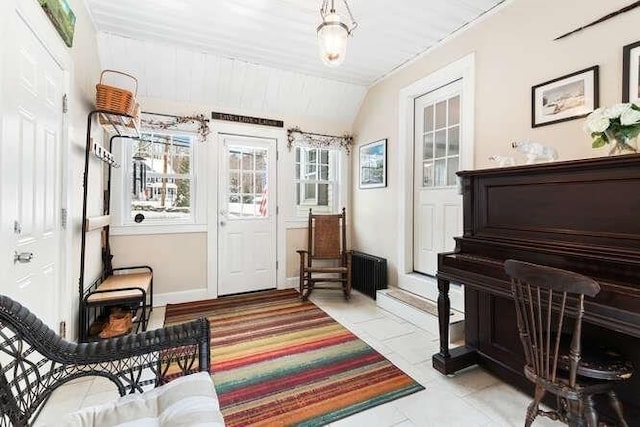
[531,65,599,127]
[39,0,76,47]
[623,40,640,103]
[359,139,387,189]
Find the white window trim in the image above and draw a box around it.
[286,147,349,228]
[111,128,207,235]
[397,53,475,312]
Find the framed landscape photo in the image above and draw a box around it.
[39,0,76,47]
[359,139,387,189]
[531,65,599,127]
[623,40,640,103]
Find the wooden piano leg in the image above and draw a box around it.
[432,277,478,375]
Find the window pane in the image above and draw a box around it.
[318,184,329,206]
[305,164,317,178]
[242,151,253,170]
[305,183,316,200]
[229,171,240,193]
[435,130,446,157]
[255,150,267,170]
[447,157,459,186]
[255,172,266,194]
[423,161,433,187]
[434,159,446,186]
[320,165,329,180]
[424,105,434,132]
[423,133,434,160]
[173,153,191,175]
[242,172,254,193]
[307,149,317,163]
[320,150,329,164]
[295,147,300,162]
[449,96,460,125]
[130,131,194,224]
[229,150,241,170]
[435,101,447,129]
[295,147,338,216]
[448,126,460,156]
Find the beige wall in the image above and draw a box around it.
[110,233,207,294]
[111,97,351,296]
[351,0,640,286]
[286,228,308,278]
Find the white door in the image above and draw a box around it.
[218,134,277,295]
[0,9,64,329]
[413,80,463,275]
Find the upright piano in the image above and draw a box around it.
[433,155,640,421]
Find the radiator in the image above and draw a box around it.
[351,251,387,299]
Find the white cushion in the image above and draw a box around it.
[56,372,224,427]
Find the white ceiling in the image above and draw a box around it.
[87,0,505,122]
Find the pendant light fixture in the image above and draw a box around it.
[317,0,358,67]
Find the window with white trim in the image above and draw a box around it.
[123,130,197,225]
[295,147,339,216]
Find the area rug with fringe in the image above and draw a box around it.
[164,288,425,427]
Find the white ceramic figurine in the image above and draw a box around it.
[488,155,517,167]
[511,141,558,164]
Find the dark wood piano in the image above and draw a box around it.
[433,154,640,422]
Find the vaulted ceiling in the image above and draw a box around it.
[87,0,505,121]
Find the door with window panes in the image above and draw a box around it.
[413,80,463,275]
[218,134,277,295]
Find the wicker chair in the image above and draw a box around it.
[297,208,352,301]
[0,295,211,426]
[504,260,633,427]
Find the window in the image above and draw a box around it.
[227,145,268,218]
[123,130,197,225]
[295,147,338,216]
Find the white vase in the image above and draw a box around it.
[604,129,638,156]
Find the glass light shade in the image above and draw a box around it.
[317,12,349,67]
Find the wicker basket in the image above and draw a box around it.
[95,70,138,115]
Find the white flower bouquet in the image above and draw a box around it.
[584,103,640,152]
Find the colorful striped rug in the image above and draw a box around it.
[164,289,424,427]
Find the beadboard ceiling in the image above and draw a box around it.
[87,0,505,121]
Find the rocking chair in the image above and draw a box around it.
[297,208,352,301]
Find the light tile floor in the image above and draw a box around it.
[35,290,563,426]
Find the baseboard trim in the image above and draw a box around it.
[154,289,211,307]
[283,277,299,289]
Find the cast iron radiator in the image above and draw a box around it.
[351,251,387,299]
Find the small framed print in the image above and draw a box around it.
[531,65,599,127]
[623,40,640,103]
[359,139,387,189]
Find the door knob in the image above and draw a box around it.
[220,221,226,227]
[13,251,34,264]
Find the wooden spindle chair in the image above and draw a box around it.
[504,259,633,427]
[297,208,351,301]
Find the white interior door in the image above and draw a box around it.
[413,80,463,275]
[0,9,64,329]
[218,134,277,295]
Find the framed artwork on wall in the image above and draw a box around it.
[359,139,387,189]
[623,40,640,103]
[39,0,76,47]
[531,65,599,127]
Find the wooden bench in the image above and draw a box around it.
[81,265,153,341]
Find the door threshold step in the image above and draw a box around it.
[376,288,464,344]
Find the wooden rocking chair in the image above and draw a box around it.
[297,208,352,301]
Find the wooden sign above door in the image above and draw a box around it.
[211,112,284,128]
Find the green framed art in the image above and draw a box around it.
[39,0,76,47]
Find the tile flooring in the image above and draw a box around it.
[35,290,562,426]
